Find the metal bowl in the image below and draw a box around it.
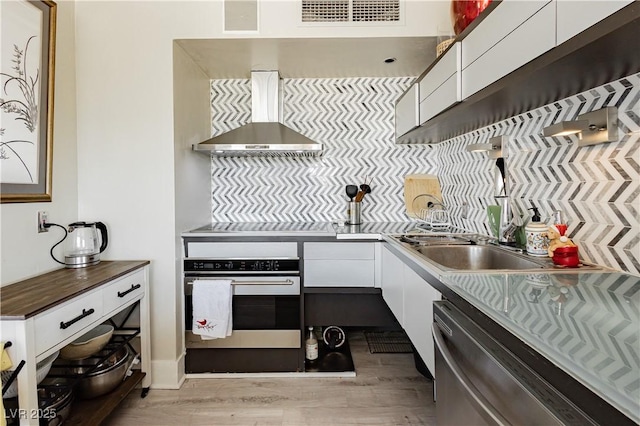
[38,383,74,425]
[60,346,130,399]
[3,381,73,426]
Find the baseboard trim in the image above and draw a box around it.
[149,353,186,389]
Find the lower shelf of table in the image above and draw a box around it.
[66,371,146,425]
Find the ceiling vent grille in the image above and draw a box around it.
[352,0,399,22]
[302,0,400,23]
[302,0,349,22]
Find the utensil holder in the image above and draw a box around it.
[347,202,361,225]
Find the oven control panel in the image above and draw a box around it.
[184,258,300,273]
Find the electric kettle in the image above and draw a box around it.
[64,221,108,268]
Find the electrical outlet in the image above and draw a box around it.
[38,211,49,233]
[461,202,469,219]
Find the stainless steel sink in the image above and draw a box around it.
[413,244,552,271]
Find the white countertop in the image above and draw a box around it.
[182,221,432,239]
[183,222,336,237]
[181,221,639,421]
[439,271,640,424]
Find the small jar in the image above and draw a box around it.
[526,222,549,256]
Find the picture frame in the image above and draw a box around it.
[1,0,56,203]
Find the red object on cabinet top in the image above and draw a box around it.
[451,0,492,35]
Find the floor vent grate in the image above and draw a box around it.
[364,331,412,353]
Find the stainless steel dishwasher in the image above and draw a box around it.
[432,300,596,426]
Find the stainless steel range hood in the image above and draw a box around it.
[193,71,323,157]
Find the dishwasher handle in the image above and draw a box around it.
[432,322,511,426]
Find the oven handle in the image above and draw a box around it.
[186,279,295,286]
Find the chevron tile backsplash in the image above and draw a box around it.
[210,78,436,224]
[209,73,640,274]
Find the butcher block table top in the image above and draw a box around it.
[0,260,149,320]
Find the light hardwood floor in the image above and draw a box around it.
[104,331,436,425]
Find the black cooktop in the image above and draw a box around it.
[187,222,333,234]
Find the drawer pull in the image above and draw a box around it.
[118,283,141,298]
[60,308,95,330]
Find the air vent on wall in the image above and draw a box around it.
[352,0,399,22]
[302,0,400,23]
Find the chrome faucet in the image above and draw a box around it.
[495,196,515,243]
[493,157,517,244]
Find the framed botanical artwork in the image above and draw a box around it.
[1,0,56,203]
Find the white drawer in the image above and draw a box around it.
[556,0,632,45]
[462,2,555,99]
[304,259,375,287]
[103,269,146,314]
[187,242,298,258]
[461,0,551,70]
[419,42,460,102]
[304,242,374,260]
[34,290,104,355]
[395,83,419,138]
[419,72,461,123]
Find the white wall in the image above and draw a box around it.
[72,0,449,388]
[172,43,212,385]
[0,1,78,285]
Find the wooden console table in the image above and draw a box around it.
[1,261,151,425]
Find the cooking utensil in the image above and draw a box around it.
[346,185,358,201]
[359,176,373,195]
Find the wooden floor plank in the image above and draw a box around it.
[103,332,435,425]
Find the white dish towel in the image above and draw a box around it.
[192,279,233,339]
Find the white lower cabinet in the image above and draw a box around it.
[403,266,441,377]
[381,246,441,376]
[304,242,375,287]
[381,246,406,325]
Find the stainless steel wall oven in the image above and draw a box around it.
[183,242,303,373]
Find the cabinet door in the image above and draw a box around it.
[419,42,461,124]
[556,0,633,45]
[395,83,419,139]
[304,242,375,287]
[380,246,405,325]
[462,1,555,99]
[403,265,441,377]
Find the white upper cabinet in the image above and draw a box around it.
[395,83,419,139]
[556,0,634,44]
[461,0,555,99]
[393,0,634,143]
[419,42,461,124]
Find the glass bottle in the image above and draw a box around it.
[305,326,318,362]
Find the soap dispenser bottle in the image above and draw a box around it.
[525,205,549,256]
